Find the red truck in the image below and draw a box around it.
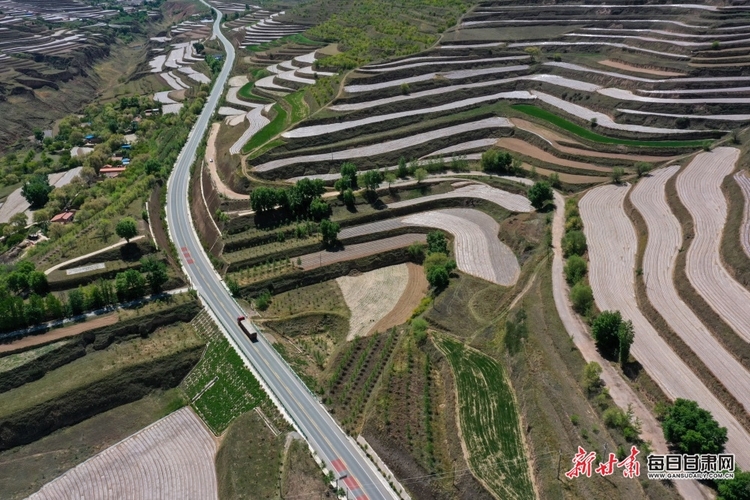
[237,316,258,342]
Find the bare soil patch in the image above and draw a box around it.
[495,137,612,172]
[599,59,686,76]
[206,123,246,200]
[337,264,410,340]
[369,263,428,336]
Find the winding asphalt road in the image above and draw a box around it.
[166,5,396,500]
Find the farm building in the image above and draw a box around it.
[50,211,75,224]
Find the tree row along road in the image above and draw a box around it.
[166,3,396,499]
[579,184,750,468]
[676,148,750,343]
[630,165,750,414]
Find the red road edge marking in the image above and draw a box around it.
[180,246,188,252]
[343,477,359,490]
[331,459,346,473]
[186,259,194,265]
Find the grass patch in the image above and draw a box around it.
[181,312,268,434]
[281,438,329,499]
[513,104,709,148]
[435,335,534,500]
[0,389,185,500]
[215,410,285,499]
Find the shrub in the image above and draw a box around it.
[562,230,587,257]
[255,289,272,311]
[611,167,625,184]
[635,162,651,178]
[582,361,602,394]
[570,283,593,314]
[565,216,583,232]
[407,243,426,263]
[564,255,587,285]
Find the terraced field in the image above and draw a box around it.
[676,148,750,344]
[737,171,750,258]
[29,408,217,500]
[631,166,750,414]
[580,184,750,468]
[436,336,534,500]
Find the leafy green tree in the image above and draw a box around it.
[592,311,623,358]
[25,294,45,325]
[570,282,593,314]
[481,149,513,174]
[426,265,449,289]
[255,289,272,311]
[407,243,426,263]
[427,231,448,255]
[564,255,587,285]
[662,399,728,454]
[250,187,278,212]
[115,217,138,242]
[226,277,240,297]
[424,252,455,275]
[612,167,625,184]
[618,319,635,367]
[85,284,106,310]
[97,218,113,242]
[141,257,169,294]
[115,269,146,301]
[718,469,750,500]
[385,172,397,190]
[144,158,162,176]
[339,162,358,190]
[562,230,587,257]
[360,169,383,192]
[528,181,553,210]
[635,162,652,178]
[28,271,48,295]
[397,157,408,178]
[414,168,427,184]
[44,293,64,320]
[309,198,330,220]
[67,287,85,316]
[22,175,53,208]
[342,188,355,208]
[320,218,340,246]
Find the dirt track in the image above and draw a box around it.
[29,408,217,500]
[631,166,750,414]
[0,314,118,354]
[676,148,750,343]
[735,171,750,259]
[298,234,427,270]
[580,184,750,469]
[205,123,246,200]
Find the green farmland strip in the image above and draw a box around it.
[242,104,288,154]
[513,104,709,148]
[437,335,534,500]
[182,314,267,434]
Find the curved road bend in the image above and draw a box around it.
[166,4,396,500]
